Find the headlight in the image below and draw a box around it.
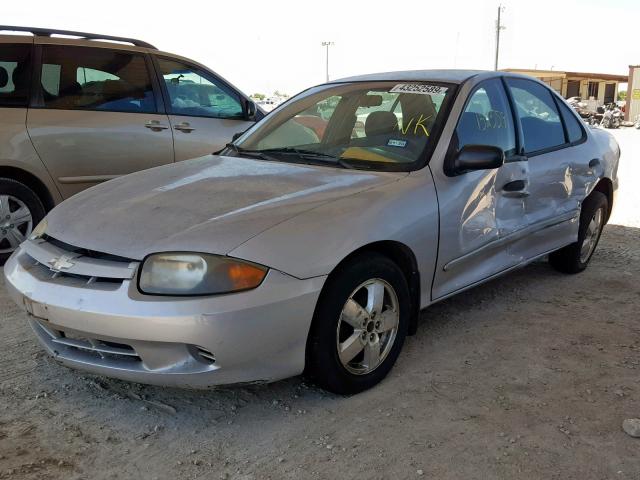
[138,253,267,296]
[29,218,48,240]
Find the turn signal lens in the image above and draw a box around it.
[139,253,267,296]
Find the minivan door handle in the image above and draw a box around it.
[145,120,169,131]
[174,122,196,133]
[588,158,600,169]
[502,180,529,198]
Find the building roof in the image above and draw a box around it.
[503,68,628,82]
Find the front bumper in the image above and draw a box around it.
[4,246,326,388]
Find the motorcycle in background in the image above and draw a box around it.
[600,103,623,129]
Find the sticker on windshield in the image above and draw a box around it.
[390,84,448,95]
[387,139,407,148]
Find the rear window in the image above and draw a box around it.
[506,78,565,154]
[0,44,31,107]
[558,100,585,144]
[40,46,156,113]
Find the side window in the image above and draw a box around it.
[506,78,565,153]
[0,44,32,107]
[557,100,585,143]
[455,79,516,157]
[40,46,156,113]
[156,58,243,119]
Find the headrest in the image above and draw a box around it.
[0,67,8,89]
[102,80,131,99]
[365,111,398,137]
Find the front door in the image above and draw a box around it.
[430,79,530,299]
[155,57,254,162]
[27,44,174,198]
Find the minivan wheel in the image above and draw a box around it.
[305,253,410,394]
[549,191,608,274]
[0,178,45,264]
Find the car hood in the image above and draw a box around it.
[45,155,404,260]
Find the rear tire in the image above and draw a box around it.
[0,178,45,265]
[305,253,410,395]
[549,192,608,274]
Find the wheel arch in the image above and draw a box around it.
[0,166,56,212]
[591,177,613,222]
[323,240,421,336]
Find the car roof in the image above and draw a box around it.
[331,69,492,85]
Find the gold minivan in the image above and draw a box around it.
[0,26,262,261]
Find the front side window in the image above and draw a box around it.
[156,58,243,119]
[0,44,31,107]
[234,81,451,170]
[506,78,565,154]
[455,79,516,157]
[40,46,156,113]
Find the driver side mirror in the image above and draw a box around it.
[245,99,257,121]
[453,145,504,174]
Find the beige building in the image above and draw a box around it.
[502,68,627,107]
[627,65,640,122]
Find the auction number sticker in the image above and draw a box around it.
[390,84,448,95]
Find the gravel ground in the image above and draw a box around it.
[1,128,639,480]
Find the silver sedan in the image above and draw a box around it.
[4,70,619,394]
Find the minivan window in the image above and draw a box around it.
[156,57,244,119]
[0,44,31,107]
[506,78,565,154]
[557,100,585,143]
[40,46,156,113]
[455,79,516,157]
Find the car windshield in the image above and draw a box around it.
[231,81,452,170]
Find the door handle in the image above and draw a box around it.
[145,120,169,131]
[502,180,529,198]
[588,158,600,169]
[174,122,195,133]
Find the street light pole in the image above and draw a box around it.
[322,41,334,82]
[494,5,506,71]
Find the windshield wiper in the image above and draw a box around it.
[223,144,281,162]
[257,147,353,168]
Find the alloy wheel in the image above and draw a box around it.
[0,195,33,254]
[336,278,399,375]
[580,208,603,263]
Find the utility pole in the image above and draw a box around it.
[322,41,334,82]
[494,5,506,71]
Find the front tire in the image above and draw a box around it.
[549,192,608,274]
[0,178,45,265]
[305,253,410,395]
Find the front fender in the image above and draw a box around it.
[229,172,439,308]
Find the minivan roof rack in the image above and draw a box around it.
[0,25,157,49]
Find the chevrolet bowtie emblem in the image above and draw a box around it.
[48,255,75,271]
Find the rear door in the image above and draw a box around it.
[430,79,530,299]
[154,56,254,161]
[504,78,588,259]
[28,43,173,198]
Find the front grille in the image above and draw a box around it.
[37,321,142,363]
[27,261,126,289]
[20,236,138,288]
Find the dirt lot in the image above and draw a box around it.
[1,128,639,480]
